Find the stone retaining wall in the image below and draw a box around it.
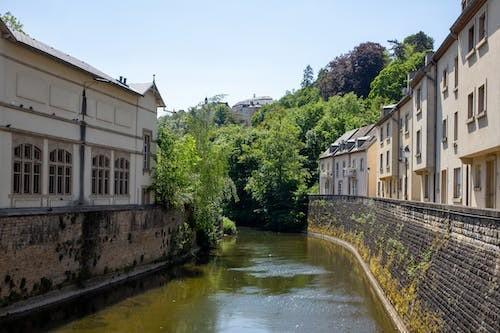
[308,195,499,333]
[0,206,187,307]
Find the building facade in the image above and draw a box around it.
[0,19,165,209]
[319,126,376,197]
[231,95,273,126]
[320,0,499,210]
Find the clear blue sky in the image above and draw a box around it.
[2,1,460,115]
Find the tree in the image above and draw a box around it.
[1,12,24,33]
[245,111,310,231]
[403,31,434,54]
[301,65,314,88]
[317,42,386,99]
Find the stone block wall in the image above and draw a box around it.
[308,195,499,333]
[0,206,186,306]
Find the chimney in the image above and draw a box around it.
[123,77,127,85]
[119,76,123,83]
[425,51,434,66]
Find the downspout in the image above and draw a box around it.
[431,61,439,203]
[135,96,139,204]
[79,89,87,205]
[396,108,400,199]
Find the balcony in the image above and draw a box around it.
[344,167,357,178]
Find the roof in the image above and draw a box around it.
[334,124,375,156]
[319,129,357,159]
[1,18,166,106]
[129,82,166,107]
[450,0,487,34]
[233,96,273,108]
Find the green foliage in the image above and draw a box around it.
[245,111,310,231]
[154,99,237,250]
[1,12,24,33]
[301,65,314,88]
[369,51,425,104]
[222,217,237,235]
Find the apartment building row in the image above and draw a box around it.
[319,0,500,210]
[0,18,165,208]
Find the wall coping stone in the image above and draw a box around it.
[309,195,500,222]
[0,204,159,218]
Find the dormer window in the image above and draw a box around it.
[416,88,422,111]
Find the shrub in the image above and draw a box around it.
[222,217,237,235]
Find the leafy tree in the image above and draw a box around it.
[245,111,310,231]
[317,42,386,99]
[1,12,24,33]
[301,65,314,88]
[368,51,425,103]
[404,31,434,54]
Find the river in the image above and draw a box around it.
[53,228,396,333]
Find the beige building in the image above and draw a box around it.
[435,0,500,209]
[319,125,376,197]
[231,95,273,126]
[324,0,499,211]
[0,19,165,209]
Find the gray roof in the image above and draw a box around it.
[319,128,357,159]
[319,124,375,159]
[2,20,165,105]
[233,96,273,108]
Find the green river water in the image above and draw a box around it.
[53,229,396,333]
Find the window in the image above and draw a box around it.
[352,159,356,169]
[342,161,346,176]
[416,130,422,156]
[336,163,339,177]
[467,92,474,119]
[478,84,486,114]
[12,143,42,195]
[49,148,72,195]
[424,174,429,199]
[454,57,459,88]
[453,167,462,198]
[404,114,409,132]
[380,154,383,172]
[360,158,364,172]
[386,151,390,171]
[479,13,486,41]
[91,154,110,195]
[337,181,342,195]
[114,157,130,195]
[320,162,325,172]
[442,69,448,89]
[416,88,422,110]
[442,118,448,142]
[474,165,481,190]
[380,128,383,142]
[352,180,357,196]
[143,131,151,171]
[468,25,475,53]
[386,123,390,138]
[454,112,458,141]
[377,182,381,196]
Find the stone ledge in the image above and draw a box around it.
[0,204,158,217]
[308,232,408,333]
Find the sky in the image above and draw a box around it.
[1,1,460,116]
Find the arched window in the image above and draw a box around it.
[114,157,130,195]
[13,143,42,194]
[49,149,72,195]
[92,155,110,195]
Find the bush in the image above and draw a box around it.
[222,217,237,235]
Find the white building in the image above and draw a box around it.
[231,95,273,126]
[0,19,165,209]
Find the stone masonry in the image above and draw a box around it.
[0,206,186,306]
[308,195,499,333]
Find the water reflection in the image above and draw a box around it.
[51,229,395,333]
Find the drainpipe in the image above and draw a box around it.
[432,61,438,203]
[396,108,401,199]
[79,89,87,205]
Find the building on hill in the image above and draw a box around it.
[0,18,165,209]
[319,125,377,196]
[231,95,273,126]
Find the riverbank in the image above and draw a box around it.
[308,232,407,333]
[308,195,500,333]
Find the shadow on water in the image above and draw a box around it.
[0,265,205,333]
[1,228,397,333]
